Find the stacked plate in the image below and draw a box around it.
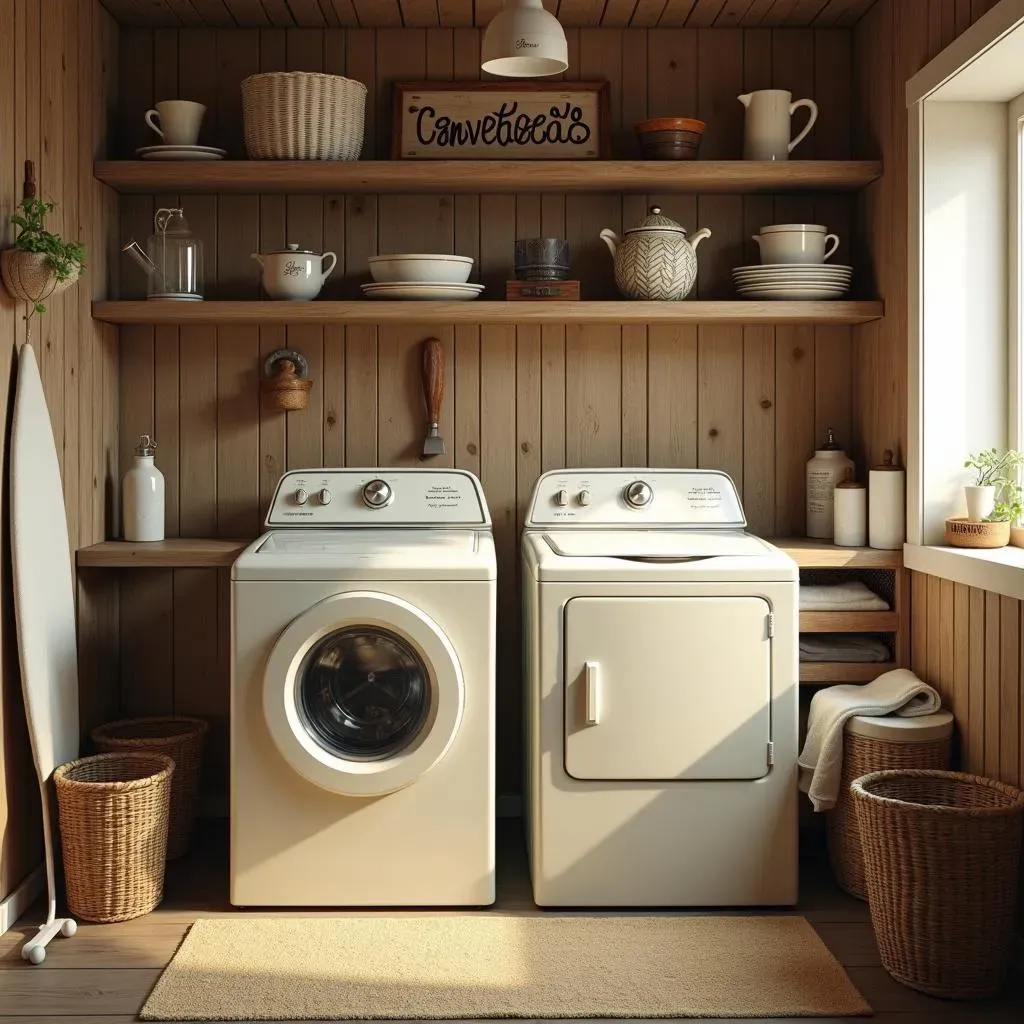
[732,263,852,300]
[136,144,226,161]
[362,254,483,301]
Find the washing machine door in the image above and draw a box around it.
[264,591,464,797]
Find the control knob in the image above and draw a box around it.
[553,488,569,507]
[318,488,333,506]
[625,480,653,508]
[577,489,592,506]
[294,487,308,506]
[362,479,393,509]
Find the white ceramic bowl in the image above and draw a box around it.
[368,254,474,284]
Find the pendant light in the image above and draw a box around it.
[481,0,568,78]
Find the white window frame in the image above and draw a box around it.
[905,0,1024,599]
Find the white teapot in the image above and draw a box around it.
[251,243,337,300]
[600,207,710,301]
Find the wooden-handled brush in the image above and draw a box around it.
[422,337,445,457]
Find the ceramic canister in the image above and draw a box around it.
[806,427,854,540]
[869,449,906,550]
[834,476,867,547]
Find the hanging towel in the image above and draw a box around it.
[798,669,942,811]
[800,581,888,611]
[799,634,891,663]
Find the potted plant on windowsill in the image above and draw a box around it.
[947,453,1024,548]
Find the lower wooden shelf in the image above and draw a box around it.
[77,539,249,568]
[799,610,899,632]
[800,662,897,683]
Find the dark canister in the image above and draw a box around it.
[514,238,570,281]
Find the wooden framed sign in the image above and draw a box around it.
[392,81,611,160]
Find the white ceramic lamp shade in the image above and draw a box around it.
[481,0,568,78]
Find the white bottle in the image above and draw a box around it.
[123,434,165,542]
[834,474,867,547]
[806,427,854,540]
[868,449,906,549]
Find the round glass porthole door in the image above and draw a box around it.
[264,592,464,797]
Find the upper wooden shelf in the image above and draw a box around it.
[93,160,882,195]
[92,300,883,326]
[772,538,902,569]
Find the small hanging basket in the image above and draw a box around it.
[1,249,79,305]
[263,349,313,412]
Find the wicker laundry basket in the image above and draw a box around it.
[241,71,366,160]
[852,769,1024,999]
[827,712,953,898]
[54,753,174,923]
[91,716,207,859]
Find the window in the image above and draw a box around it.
[1012,90,1024,449]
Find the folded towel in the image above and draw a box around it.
[799,634,891,662]
[800,581,889,611]
[798,669,942,811]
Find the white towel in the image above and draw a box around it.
[800,581,889,611]
[798,669,942,812]
[799,634,891,662]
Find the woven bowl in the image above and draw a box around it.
[945,516,1010,548]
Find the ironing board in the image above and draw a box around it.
[10,343,79,963]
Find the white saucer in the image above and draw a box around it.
[361,282,485,301]
[137,145,227,161]
[737,287,849,300]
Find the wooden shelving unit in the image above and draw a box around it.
[77,539,249,567]
[94,160,883,195]
[93,299,884,327]
[800,662,898,684]
[772,539,901,569]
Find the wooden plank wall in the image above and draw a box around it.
[0,0,120,903]
[113,25,858,798]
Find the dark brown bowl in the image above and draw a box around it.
[638,129,703,161]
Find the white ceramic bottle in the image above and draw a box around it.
[868,449,906,549]
[806,427,854,539]
[123,434,165,542]
[834,473,867,547]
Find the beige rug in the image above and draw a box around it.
[141,915,870,1020]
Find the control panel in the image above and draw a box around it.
[525,469,746,528]
[265,469,490,527]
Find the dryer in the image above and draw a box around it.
[522,468,798,907]
[231,468,495,907]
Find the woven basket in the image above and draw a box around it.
[827,729,951,899]
[852,769,1024,999]
[54,752,174,923]
[241,71,366,160]
[945,516,1009,548]
[1,249,79,304]
[91,716,207,859]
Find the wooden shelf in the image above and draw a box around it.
[77,539,249,568]
[94,160,882,195]
[800,662,897,683]
[772,538,902,568]
[800,610,899,632]
[93,300,884,326]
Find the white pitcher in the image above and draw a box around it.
[738,89,818,161]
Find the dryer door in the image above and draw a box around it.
[264,592,464,797]
[563,596,772,781]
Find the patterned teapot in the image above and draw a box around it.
[600,206,711,300]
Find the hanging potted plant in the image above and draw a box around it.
[1,195,85,317]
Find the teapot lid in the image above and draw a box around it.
[625,206,686,234]
[266,242,318,255]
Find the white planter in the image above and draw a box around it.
[964,484,996,522]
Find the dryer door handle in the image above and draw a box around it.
[584,661,601,726]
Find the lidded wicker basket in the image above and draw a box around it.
[241,71,366,160]
[91,716,207,859]
[827,712,953,899]
[852,769,1024,999]
[54,752,174,923]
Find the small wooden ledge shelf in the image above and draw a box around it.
[77,539,249,568]
[799,610,899,633]
[94,160,883,195]
[93,300,884,327]
[800,662,898,684]
[772,539,902,569]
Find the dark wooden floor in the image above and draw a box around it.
[1,821,1022,1022]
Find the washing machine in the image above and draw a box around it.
[523,468,798,907]
[231,468,495,907]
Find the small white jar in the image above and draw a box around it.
[834,477,867,547]
[123,434,165,542]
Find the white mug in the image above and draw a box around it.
[145,100,206,146]
[738,89,818,161]
[752,223,839,264]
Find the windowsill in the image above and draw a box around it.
[903,541,1024,600]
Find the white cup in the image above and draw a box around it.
[145,100,206,146]
[752,223,839,264]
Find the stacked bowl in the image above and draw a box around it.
[363,254,482,300]
[733,224,851,300]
